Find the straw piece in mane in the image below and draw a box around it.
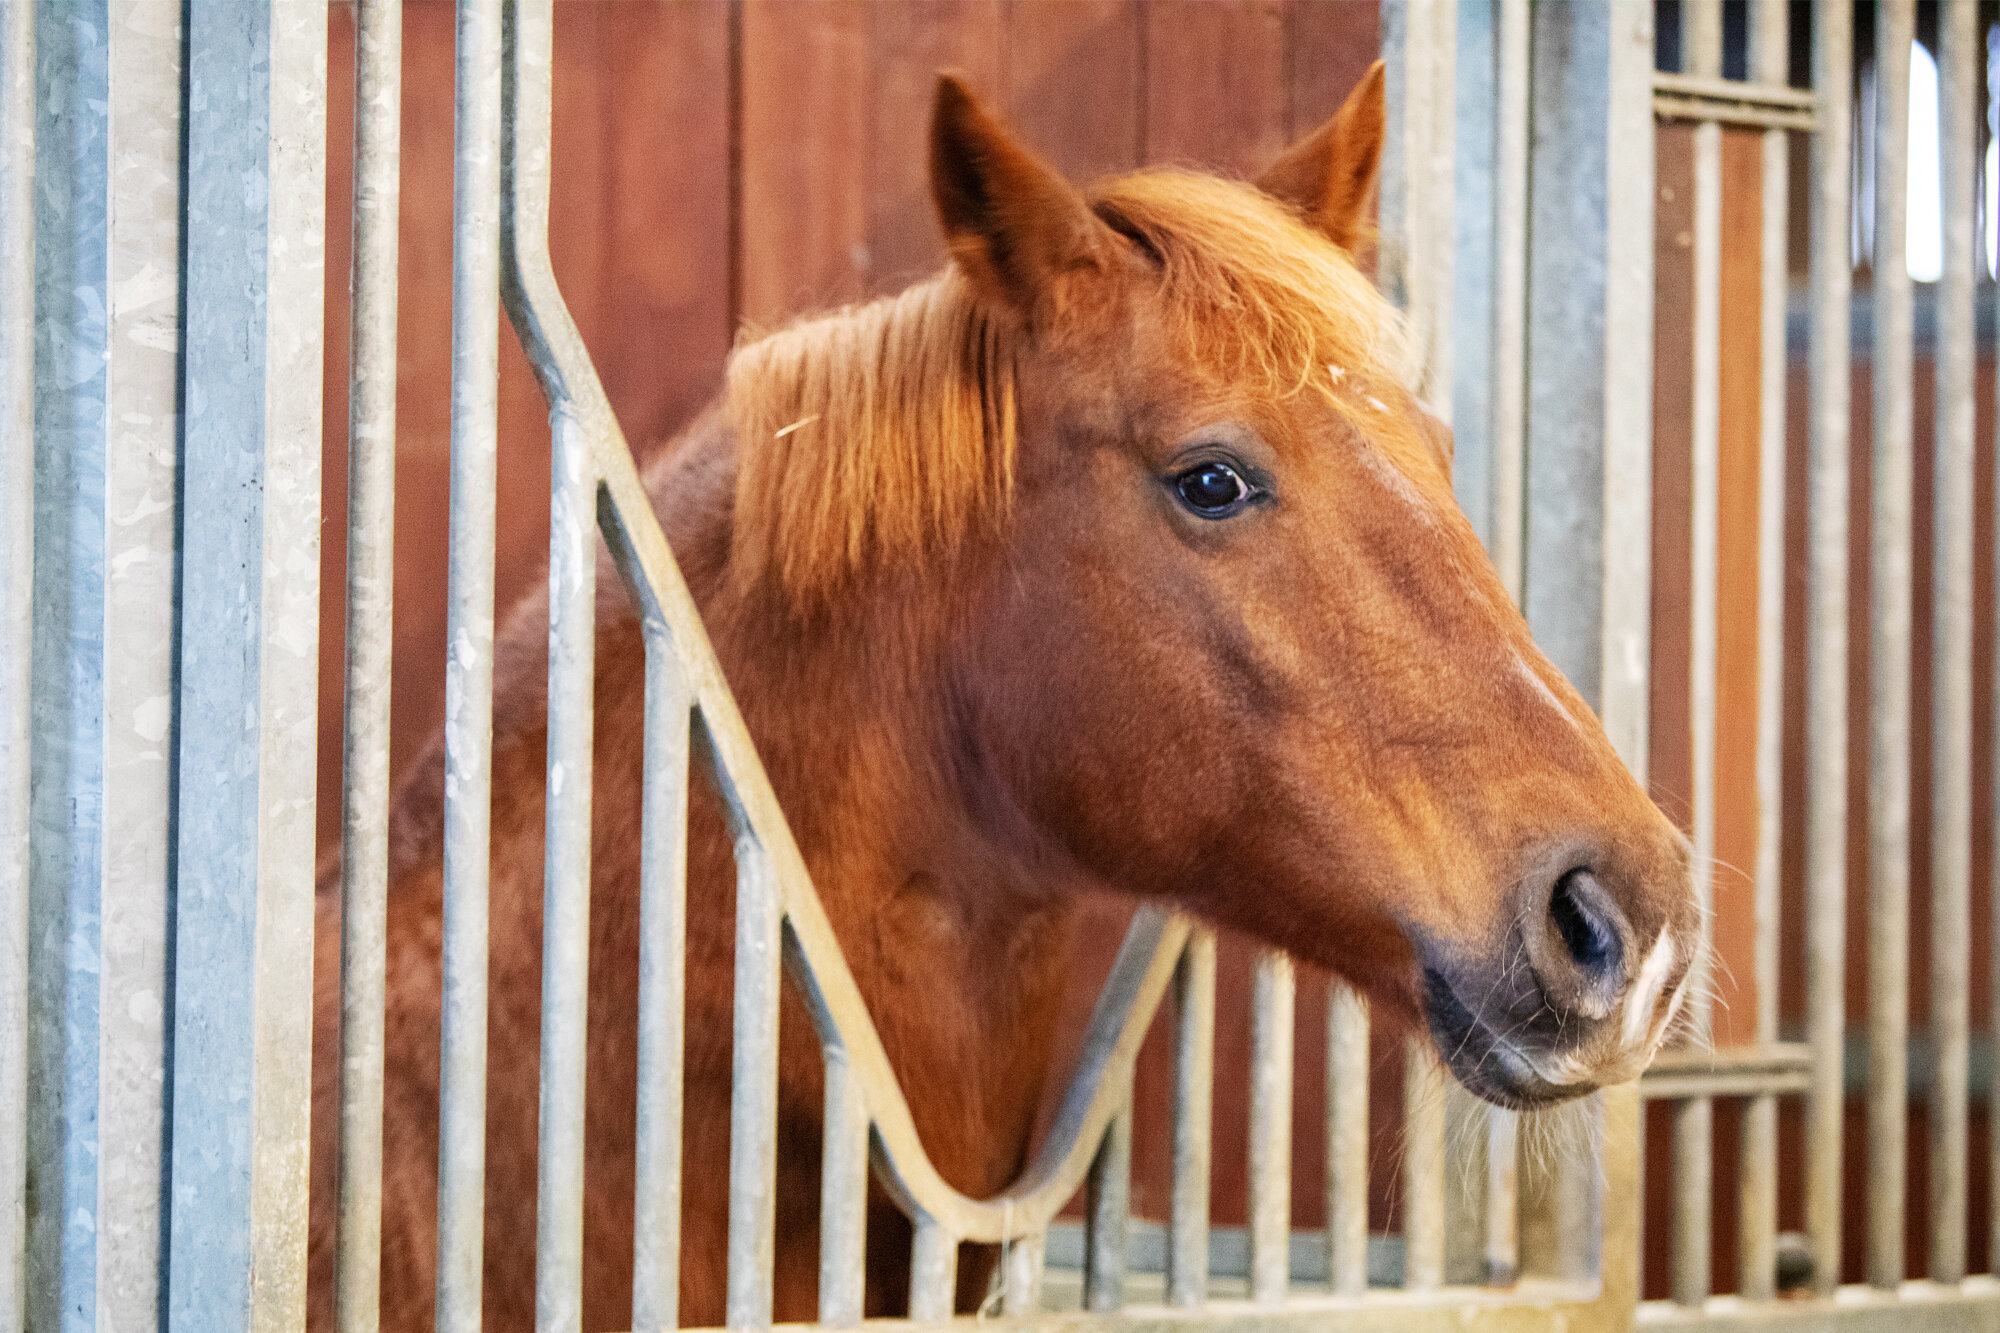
[723,169,1413,605]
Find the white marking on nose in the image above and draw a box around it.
[1622,930,1678,1049]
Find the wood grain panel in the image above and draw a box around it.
[1144,0,1289,175]
[1005,0,1143,182]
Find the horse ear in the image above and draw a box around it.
[1256,61,1386,253]
[930,72,1112,309]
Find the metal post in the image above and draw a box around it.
[1676,0,1722,1307]
[818,1047,869,1328]
[1168,929,1214,1307]
[1929,0,1977,1287]
[336,3,402,1329]
[1806,0,1853,1299]
[727,837,782,1329]
[1326,979,1370,1296]
[1084,1102,1131,1311]
[1248,949,1294,1306]
[1403,1040,1446,1292]
[1740,0,1790,1301]
[908,1217,958,1321]
[437,1,502,1327]
[1867,0,1915,1293]
[168,4,326,1327]
[0,0,28,1320]
[1002,1232,1046,1316]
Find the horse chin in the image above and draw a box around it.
[1422,966,1599,1111]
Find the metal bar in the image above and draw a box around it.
[1403,1039,1446,1293]
[336,2,402,1329]
[1929,0,1978,1289]
[1084,1102,1132,1311]
[633,628,690,1333]
[0,0,27,1320]
[818,1047,869,1329]
[437,1,503,1326]
[1868,0,1916,1293]
[908,1217,958,1321]
[1651,71,1818,132]
[1248,950,1294,1306]
[1327,979,1370,1297]
[1674,0,1722,1308]
[727,835,782,1329]
[167,4,326,1328]
[536,392,599,1333]
[1491,0,1530,602]
[1169,930,1215,1307]
[1003,1232,1046,1317]
[1806,0,1853,1300]
[1486,1109,1519,1285]
[1738,0,1789,1304]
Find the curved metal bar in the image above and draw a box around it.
[496,0,1189,1261]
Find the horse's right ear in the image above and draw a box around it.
[1256,61,1386,253]
[930,72,1113,310]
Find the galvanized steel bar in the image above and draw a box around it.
[1248,949,1294,1306]
[633,629,690,1333]
[1403,1039,1446,1292]
[1490,0,1530,601]
[336,3,402,1329]
[1084,1103,1131,1311]
[169,4,327,1326]
[1673,0,1722,1309]
[536,398,598,1333]
[510,0,600,1316]
[437,1,502,1326]
[1326,980,1369,1296]
[728,836,782,1329]
[1486,1107,1519,1285]
[908,1217,958,1321]
[818,1047,869,1328]
[1737,0,1789,1304]
[0,1,27,1321]
[1168,929,1215,1307]
[1867,0,1915,1292]
[1805,0,1853,1298]
[1002,1232,1046,1316]
[1928,0,1977,1289]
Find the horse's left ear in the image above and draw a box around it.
[1256,61,1386,253]
[930,72,1116,310]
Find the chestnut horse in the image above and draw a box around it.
[309,68,1696,1332]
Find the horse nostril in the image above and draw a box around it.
[1549,867,1621,980]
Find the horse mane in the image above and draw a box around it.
[724,169,1412,605]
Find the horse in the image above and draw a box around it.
[308,65,1697,1333]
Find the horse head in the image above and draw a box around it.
[912,70,1695,1110]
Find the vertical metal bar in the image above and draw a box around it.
[633,633,690,1333]
[1326,979,1369,1296]
[1675,0,1722,1309]
[1486,1107,1519,1285]
[1002,1232,1045,1316]
[1403,1039,1446,1292]
[337,3,402,1329]
[817,1047,868,1329]
[1084,1102,1131,1311]
[727,835,781,1329]
[0,0,27,1321]
[1491,0,1530,602]
[168,4,326,1328]
[1930,0,1977,1287]
[1739,0,1790,1303]
[1168,929,1214,1307]
[437,1,503,1328]
[1806,0,1853,1299]
[908,1217,958,1322]
[536,391,598,1333]
[1248,949,1294,1306]
[1868,0,1916,1292]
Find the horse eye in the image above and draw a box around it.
[1174,461,1250,516]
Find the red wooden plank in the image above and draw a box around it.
[1143,0,1288,176]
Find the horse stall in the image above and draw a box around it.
[4,2,1998,1332]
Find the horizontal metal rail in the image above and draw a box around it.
[1652,72,1816,130]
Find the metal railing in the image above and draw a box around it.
[6,2,1998,1332]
